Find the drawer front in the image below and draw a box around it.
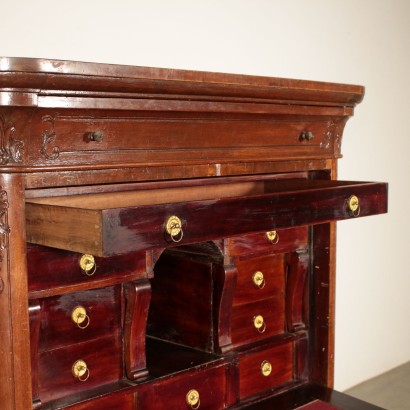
[228,226,309,260]
[140,364,227,410]
[233,254,286,305]
[38,286,121,352]
[27,245,146,296]
[239,341,294,399]
[26,179,387,256]
[29,111,338,167]
[38,336,122,403]
[231,298,285,347]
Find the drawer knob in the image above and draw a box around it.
[88,131,104,142]
[186,389,200,409]
[72,360,90,382]
[71,306,90,329]
[261,360,272,377]
[252,271,265,289]
[347,195,360,217]
[266,230,279,244]
[300,131,314,141]
[253,314,266,333]
[79,254,96,276]
[165,215,184,243]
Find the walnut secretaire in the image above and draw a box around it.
[0,58,387,410]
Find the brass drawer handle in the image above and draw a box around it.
[252,271,265,289]
[71,306,90,329]
[253,314,266,333]
[300,131,314,141]
[186,389,200,409]
[347,195,360,217]
[266,230,279,244]
[88,131,104,142]
[165,215,184,243]
[72,360,90,382]
[261,360,272,377]
[79,254,96,276]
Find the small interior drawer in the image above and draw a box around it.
[227,226,309,260]
[35,287,121,353]
[239,340,294,399]
[37,336,122,404]
[27,245,146,297]
[139,362,228,410]
[231,297,285,348]
[26,177,387,256]
[233,254,286,306]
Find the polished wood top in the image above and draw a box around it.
[0,57,363,107]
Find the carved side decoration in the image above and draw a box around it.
[320,121,335,151]
[40,115,60,160]
[0,115,24,165]
[320,120,344,156]
[0,188,10,260]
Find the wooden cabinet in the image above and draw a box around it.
[0,57,387,410]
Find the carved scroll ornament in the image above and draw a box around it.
[40,115,60,160]
[0,115,24,165]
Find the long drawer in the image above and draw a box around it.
[26,177,387,256]
[29,111,342,167]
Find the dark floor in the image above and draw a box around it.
[345,361,410,410]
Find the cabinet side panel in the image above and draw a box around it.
[310,222,335,387]
[0,174,32,410]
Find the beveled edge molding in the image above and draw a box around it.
[0,188,10,262]
[0,114,24,165]
[40,115,60,160]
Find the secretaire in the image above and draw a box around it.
[0,58,387,409]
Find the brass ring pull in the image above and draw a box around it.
[71,306,90,329]
[261,360,272,377]
[72,360,90,382]
[165,215,184,243]
[347,195,360,217]
[252,271,265,289]
[266,230,279,244]
[186,389,200,409]
[79,254,96,276]
[253,314,266,333]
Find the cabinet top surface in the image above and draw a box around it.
[0,57,363,105]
